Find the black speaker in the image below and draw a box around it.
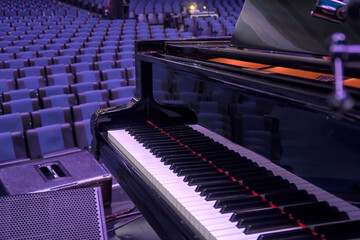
[0,151,112,206]
[0,187,107,240]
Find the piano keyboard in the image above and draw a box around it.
[108,122,360,240]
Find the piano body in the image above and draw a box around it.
[91,0,360,239]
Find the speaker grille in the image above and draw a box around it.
[0,188,107,240]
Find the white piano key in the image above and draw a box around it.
[108,125,360,240]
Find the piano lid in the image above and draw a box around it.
[230,0,360,56]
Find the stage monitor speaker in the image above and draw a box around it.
[0,187,107,240]
[0,151,112,206]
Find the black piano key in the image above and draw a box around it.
[244,218,298,234]
[252,183,298,194]
[172,162,211,172]
[187,175,230,186]
[155,148,192,158]
[205,188,253,201]
[220,201,270,213]
[163,156,202,165]
[257,229,318,240]
[195,181,240,192]
[183,171,225,182]
[237,214,289,228]
[299,211,348,225]
[230,208,281,222]
[282,201,330,215]
[264,190,317,205]
[161,154,200,163]
[314,220,360,240]
[177,166,219,176]
[200,184,246,196]
[214,195,263,208]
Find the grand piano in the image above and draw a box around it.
[91,0,360,239]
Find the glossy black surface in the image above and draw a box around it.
[230,0,360,55]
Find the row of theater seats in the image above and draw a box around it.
[0,88,136,164]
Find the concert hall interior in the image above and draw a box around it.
[0,0,360,239]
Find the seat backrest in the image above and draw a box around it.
[72,102,107,121]
[31,107,72,128]
[0,112,30,133]
[25,123,75,159]
[0,132,27,162]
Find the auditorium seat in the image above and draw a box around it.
[31,107,72,128]
[110,86,135,100]
[72,102,107,121]
[75,54,96,63]
[73,119,92,149]
[0,112,31,133]
[0,68,17,81]
[4,59,28,69]
[77,89,109,104]
[52,55,75,65]
[70,62,94,73]
[3,89,37,102]
[38,85,70,98]
[70,82,99,94]
[76,70,101,83]
[94,60,116,70]
[2,98,40,114]
[46,64,71,76]
[19,66,46,78]
[16,76,46,90]
[29,57,52,67]
[0,132,28,164]
[41,94,77,108]
[0,79,16,94]
[25,123,77,159]
[47,73,75,85]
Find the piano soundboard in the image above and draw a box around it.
[107,121,360,240]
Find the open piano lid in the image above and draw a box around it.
[230,0,360,56]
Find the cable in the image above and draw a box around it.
[107,215,143,233]
[106,211,142,223]
[105,206,136,222]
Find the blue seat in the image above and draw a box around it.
[116,59,134,68]
[38,49,59,58]
[77,89,109,104]
[59,48,80,56]
[100,79,127,90]
[3,89,37,102]
[0,68,17,81]
[73,119,92,149]
[65,42,83,49]
[0,112,31,133]
[25,123,76,159]
[19,66,45,78]
[0,132,28,163]
[42,94,77,108]
[75,54,96,63]
[3,59,28,69]
[117,51,134,60]
[70,62,93,73]
[96,53,116,62]
[94,60,116,70]
[0,79,16,94]
[126,66,136,85]
[72,102,107,121]
[38,85,70,98]
[101,68,126,82]
[29,57,52,67]
[0,53,14,62]
[31,107,72,128]
[52,55,75,65]
[76,70,101,83]
[15,51,37,60]
[24,44,44,52]
[16,76,46,90]
[110,86,135,100]
[79,47,99,55]
[45,64,71,76]
[3,46,23,54]
[70,81,99,94]
[2,98,40,114]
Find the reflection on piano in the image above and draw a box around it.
[91,0,360,239]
